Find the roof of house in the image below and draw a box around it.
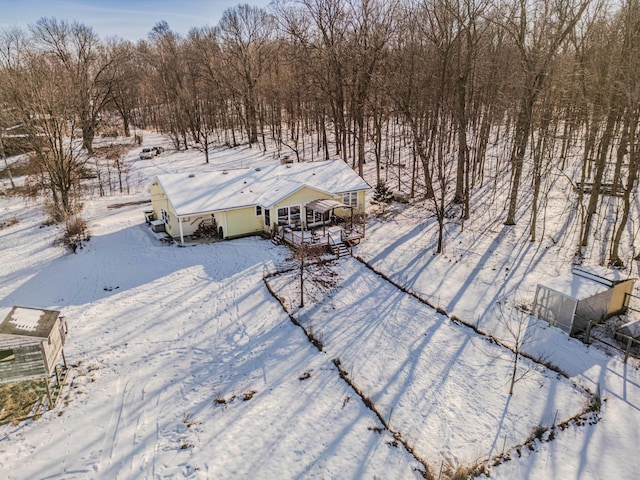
[155,160,371,217]
[0,306,61,339]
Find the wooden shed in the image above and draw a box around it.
[0,306,68,386]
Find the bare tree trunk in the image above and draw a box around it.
[0,134,15,189]
[610,112,639,266]
[581,109,618,249]
[505,92,536,225]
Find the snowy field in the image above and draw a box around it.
[0,133,639,479]
[268,262,588,470]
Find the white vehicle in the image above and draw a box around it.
[139,148,155,160]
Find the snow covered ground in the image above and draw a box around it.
[355,194,640,478]
[268,262,589,473]
[0,133,638,479]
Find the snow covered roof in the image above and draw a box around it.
[572,266,630,286]
[538,266,633,300]
[541,273,610,300]
[0,306,61,339]
[155,160,370,216]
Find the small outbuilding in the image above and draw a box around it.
[0,306,68,405]
[532,266,635,336]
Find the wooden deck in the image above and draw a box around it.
[275,224,365,251]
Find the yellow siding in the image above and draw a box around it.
[610,279,636,315]
[149,181,168,218]
[223,207,264,238]
[358,190,366,213]
[153,179,367,240]
[334,190,366,217]
[179,215,212,236]
[150,181,176,235]
[275,188,333,209]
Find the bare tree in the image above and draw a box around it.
[346,0,396,177]
[1,43,88,220]
[608,0,640,266]
[31,18,123,154]
[106,40,140,137]
[218,4,275,146]
[493,299,544,395]
[499,0,588,226]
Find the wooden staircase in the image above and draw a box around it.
[331,241,350,258]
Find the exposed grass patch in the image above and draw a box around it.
[448,462,487,480]
[0,379,47,425]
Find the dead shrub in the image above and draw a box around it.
[242,390,256,401]
[449,463,487,480]
[183,412,200,428]
[528,424,546,443]
[65,215,90,253]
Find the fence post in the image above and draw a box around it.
[584,320,592,345]
[625,336,633,364]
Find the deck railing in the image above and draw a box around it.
[275,222,365,249]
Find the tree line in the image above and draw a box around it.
[1,0,639,265]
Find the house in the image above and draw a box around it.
[149,160,371,246]
[0,306,68,407]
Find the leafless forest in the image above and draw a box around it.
[1,0,639,265]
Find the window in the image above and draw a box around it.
[306,209,329,224]
[341,192,358,207]
[256,206,262,216]
[264,208,271,227]
[290,206,301,225]
[161,208,169,223]
[277,206,301,226]
[306,209,321,224]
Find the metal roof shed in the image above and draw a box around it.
[0,306,68,388]
[532,267,635,336]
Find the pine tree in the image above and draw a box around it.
[372,182,394,204]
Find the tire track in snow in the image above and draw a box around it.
[105,379,129,472]
[129,376,166,478]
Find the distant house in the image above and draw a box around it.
[149,160,371,245]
